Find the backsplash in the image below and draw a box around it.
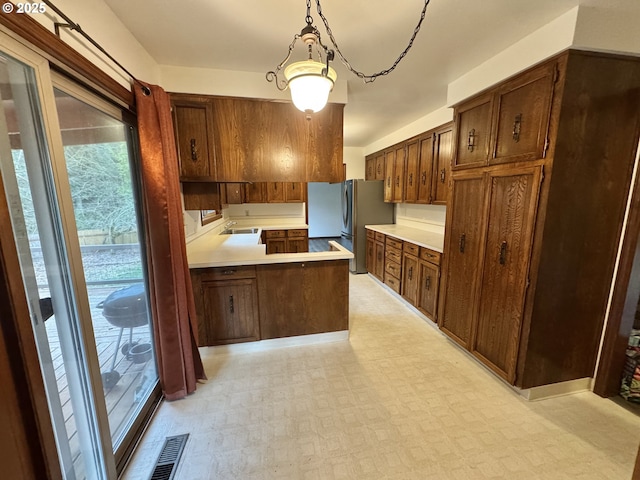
[395,203,446,235]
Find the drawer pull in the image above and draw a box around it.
[459,233,466,253]
[190,138,198,161]
[467,129,476,152]
[229,295,234,314]
[421,171,427,185]
[512,114,522,142]
[500,241,508,265]
[387,176,391,187]
[425,276,431,291]
[408,266,413,280]
[440,168,446,184]
[222,269,236,275]
[408,173,413,186]
[396,175,400,187]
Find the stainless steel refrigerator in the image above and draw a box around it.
[341,179,395,273]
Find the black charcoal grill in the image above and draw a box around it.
[97,283,150,388]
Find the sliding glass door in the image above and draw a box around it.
[0,33,158,479]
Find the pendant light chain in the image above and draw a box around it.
[314,0,431,83]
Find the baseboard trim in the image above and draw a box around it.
[516,378,593,401]
[199,330,349,356]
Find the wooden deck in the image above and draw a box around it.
[42,284,156,475]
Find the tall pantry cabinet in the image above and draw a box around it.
[439,50,640,389]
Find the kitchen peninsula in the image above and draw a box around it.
[187,225,353,346]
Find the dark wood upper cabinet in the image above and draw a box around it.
[266,182,286,203]
[171,94,343,183]
[416,133,435,204]
[392,144,406,203]
[383,148,395,203]
[491,62,556,164]
[453,93,493,169]
[244,182,266,203]
[432,123,453,205]
[403,137,420,203]
[365,155,375,180]
[171,98,216,180]
[284,182,306,203]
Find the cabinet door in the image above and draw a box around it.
[416,133,434,204]
[417,260,439,321]
[383,149,395,202]
[432,124,453,205]
[202,279,259,345]
[172,101,214,179]
[401,253,419,306]
[266,182,286,203]
[285,182,306,203]
[266,238,286,254]
[392,144,406,203]
[287,237,308,253]
[374,241,385,280]
[491,62,556,164]
[472,167,541,383]
[365,155,375,180]
[223,183,244,204]
[438,173,486,348]
[244,182,266,203]
[453,93,493,169]
[403,138,420,203]
[375,153,385,180]
[366,237,375,273]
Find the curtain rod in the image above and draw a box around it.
[42,0,151,96]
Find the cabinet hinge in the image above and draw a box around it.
[432,132,437,142]
[542,136,550,158]
[553,65,559,84]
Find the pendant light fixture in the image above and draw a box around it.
[266,0,431,115]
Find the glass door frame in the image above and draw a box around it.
[0,29,161,478]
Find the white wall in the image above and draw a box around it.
[573,2,640,56]
[307,183,342,238]
[344,146,365,180]
[395,204,446,235]
[29,0,160,86]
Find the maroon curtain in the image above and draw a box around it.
[134,82,205,401]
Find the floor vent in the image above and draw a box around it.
[149,433,189,480]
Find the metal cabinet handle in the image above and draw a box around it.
[396,175,400,187]
[408,173,413,186]
[500,241,507,265]
[408,266,413,280]
[440,168,446,183]
[222,269,236,275]
[467,129,476,152]
[229,295,234,314]
[377,164,381,174]
[512,114,522,142]
[190,138,198,161]
[387,177,391,187]
[425,276,431,291]
[459,233,466,253]
[421,171,427,185]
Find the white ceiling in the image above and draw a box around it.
[102,0,634,147]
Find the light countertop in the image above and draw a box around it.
[365,224,445,252]
[187,227,352,269]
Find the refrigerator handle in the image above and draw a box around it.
[342,184,349,229]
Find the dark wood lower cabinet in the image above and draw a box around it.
[438,173,486,349]
[257,260,349,339]
[201,279,260,344]
[417,260,439,320]
[263,229,308,254]
[191,260,348,345]
[401,252,419,305]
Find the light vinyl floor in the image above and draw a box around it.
[123,274,640,479]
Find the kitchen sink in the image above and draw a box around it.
[219,227,260,235]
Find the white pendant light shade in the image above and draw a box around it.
[284,60,337,114]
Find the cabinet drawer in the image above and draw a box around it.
[199,265,257,281]
[366,229,375,240]
[385,247,402,264]
[385,260,401,279]
[386,236,403,250]
[403,242,419,256]
[420,248,441,265]
[265,230,286,239]
[384,274,401,294]
[287,229,308,238]
[375,232,385,242]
